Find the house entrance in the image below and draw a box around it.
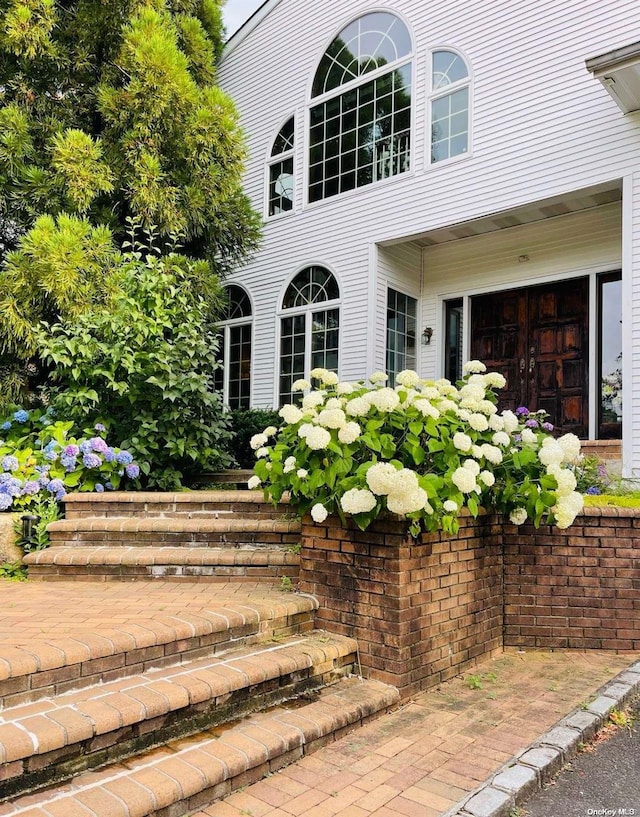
[470,278,589,436]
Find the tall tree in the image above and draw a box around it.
[0,0,260,363]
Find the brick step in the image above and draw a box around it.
[0,632,357,801]
[1,677,399,817]
[24,547,300,582]
[62,491,290,520]
[0,594,317,709]
[47,517,301,549]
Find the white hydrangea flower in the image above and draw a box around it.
[520,428,536,444]
[325,397,343,410]
[438,398,458,413]
[488,415,505,431]
[479,470,495,487]
[368,388,400,412]
[369,371,389,383]
[557,433,581,463]
[311,503,328,523]
[453,432,472,452]
[279,404,303,424]
[310,367,329,380]
[340,488,377,514]
[338,422,362,445]
[459,384,486,402]
[547,463,577,496]
[366,462,400,495]
[538,439,564,467]
[477,400,498,415]
[463,360,487,374]
[302,391,326,410]
[396,370,421,388]
[250,433,268,450]
[317,408,347,429]
[434,378,452,388]
[469,413,489,432]
[484,372,507,388]
[336,382,355,395]
[460,397,481,410]
[502,410,519,433]
[345,396,371,417]
[471,444,483,458]
[387,486,428,515]
[480,444,503,464]
[509,508,528,525]
[263,426,277,437]
[305,426,332,450]
[443,500,458,512]
[323,371,339,385]
[291,379,310,392]
[451,467,478,493]
[283,456,297,473]
[437,382,458,396]
[463,459,481,475]
[297,423,314,439]
[553,491,583,528]
[247,475,261,490]
[296,468,308,478]
[256,447,269,459]
[492,431,510,446]
[456,408,472,421]
[420,386,439,400]
[413,399,440,419]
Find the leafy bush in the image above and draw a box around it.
[0,408,139,510]
[228,408,281,469]
[572,454,610,495]
[251,364,584,536]
[37,251,233,489]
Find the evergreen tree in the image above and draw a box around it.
[0,0,260,366]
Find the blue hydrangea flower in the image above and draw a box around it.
[82,452,102,468]
[38,475,51,487]
[22,481,40,496]
[13,409,29,423]
[60,455,77,471]
[79,440,93,455]
[44,450,59,462]
[586,486,602,495]
[0,494,12,511]
[34,464,50,474]
[116,451,134,465]
[95,483,105,493]
[1,455,19,472]
[94,423,107,432]
[105,482,114,490]
[1,421,11,431]
[104,448,116,463]
[125,463,140,479]
[1,477,22,497]
[47,478,65,493]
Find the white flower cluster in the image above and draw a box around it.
[366,463,429,515]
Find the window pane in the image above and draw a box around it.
[599,274,622,439]
[224,285,252,320]
[431,87,468,163]
[432,50,468,90]
[213,331,224,395]
[228,324,251,410]
[311,308,340,371]
[283,266,339,308]
[268,158,294,216]
[444,299,464,383]
[386,288,417,386]
[271,117,295,156]
[279,314,306,404]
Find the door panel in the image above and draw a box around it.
[471,279,588,436]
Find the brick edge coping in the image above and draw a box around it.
[445,656,640,817]
[62,490,288,504]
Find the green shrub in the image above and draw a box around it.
[37,251,233,489]
[228,408,281,469]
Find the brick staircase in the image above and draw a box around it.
[1,492,399,816]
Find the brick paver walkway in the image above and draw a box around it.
[196,649,637,817]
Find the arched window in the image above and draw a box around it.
[214,285,252,409]
[429,50,470,163]
[268,117,295,217]
[279,267,340,404]
[309,12,413,203]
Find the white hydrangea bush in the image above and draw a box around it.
[250,364,584,536]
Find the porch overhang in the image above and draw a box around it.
[586,41,640,114]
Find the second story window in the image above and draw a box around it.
[268,117,295,216]
[430,50,470,163]
[309,12,413,203]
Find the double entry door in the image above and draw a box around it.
[470,278,588,437]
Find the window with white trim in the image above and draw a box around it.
[309,12,412,203]
[386,288,417,386]
[268,117,295,216]
[279,267,340,403]
[429,50,470,163]
[214,285,252,409]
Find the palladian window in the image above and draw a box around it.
[430,50,470,163]
[267,117,295,216]
[309,12,413,203]
[279,267,340,403]
[214,285,252,409]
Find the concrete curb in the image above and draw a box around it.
[444,658,640,817]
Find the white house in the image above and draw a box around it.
[216,0,640,476]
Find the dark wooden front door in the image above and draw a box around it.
[470,279,589,436]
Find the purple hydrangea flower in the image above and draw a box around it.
[1,455,19,472]
[90,437,109,454]
[79,440,93,455]
[13,410,29,423]
[94,423,107,432]
[95,483,105,493]
[22,481,40,496]
[515,406,530,416]
[0,494,12,510]
[116,451,133,465]
[525,419,539,428]
[541,422,554,432]
[38,475,51,487]
[125,463,140,479]
[64,445,79,457]
[586,486,602,495]
[82,452,102,469]
[60,455,77,471]
[104,448,116,462]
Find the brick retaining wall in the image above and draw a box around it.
[504,506,640,651]
[298,514,503,698]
